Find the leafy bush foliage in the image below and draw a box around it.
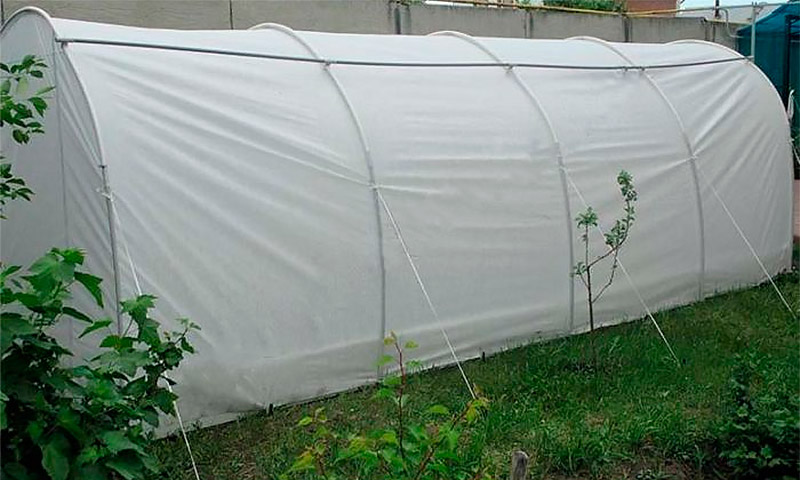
[542,0,624,13]
[283,333,491,480]
[1,249,199,480]
[1,55,199,480]
[0,55,51,215]
[717,353,800,479]
[1,55,52,144]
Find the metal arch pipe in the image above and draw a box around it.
[59,40,127,333]
[669,39,789,118]
[566,35,707,301]
[2,7,127,332]
[249,22,389,379]
[247,22,322,55]
[428,30,578,332]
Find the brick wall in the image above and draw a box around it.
[626,0,676,13]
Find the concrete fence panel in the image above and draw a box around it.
[401,3,528,37]
[231,0,393,32]
[629,15,707,43]
[3,0,231,29]
[529,10,625,41]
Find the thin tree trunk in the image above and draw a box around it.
[587,266,596,365]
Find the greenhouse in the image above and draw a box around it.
[1,7,793,428]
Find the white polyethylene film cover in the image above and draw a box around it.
[0,10,792,429]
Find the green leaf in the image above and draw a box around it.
[151,389,177,415]
[29,97,47,116]
[105,453,143,480]
[94,349,150,377]
[120,295,156,321]
[35,86,55,96]
[29,252,60,275]
[288,451,315,473]
[1,315,37,352]
[1,265,21,283]
[58,249,84,265]
[41,432,70,480]
[79,318,113,338]
[61,306,93,324]
[76,445,105,466]
[0,398,6,430]
[97,335,133,350]
[404,340,418,349]
[374,387,393,400]
[27,251,74,292]
[179,336,194,354]
[136,317,160,346]
[100,431,144,455]
[4,463,33,480]
[74,272,103,308]
[376,354,394,367]
[57,407,86,445]
[27,420,46,443]
[427,405,450,416]
[140,453,160,473]
[382,375,401,387]
[12,129,28,144]
[378,430,398,445]
[141,407,159,428]
[69,464,107,480]
[297,416,313,427]
[43,372,80,394]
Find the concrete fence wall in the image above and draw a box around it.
[1,0,739,49]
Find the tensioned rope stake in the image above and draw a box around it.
[105,191,202,480]
[694,166,797,319]
[248,22,475,400]
[374,187,477,400]
[561,168,681,365]
[166,382,202,480]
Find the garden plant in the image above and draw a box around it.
[284,332,492,480]
[573,170,637,361]
[1,56,198,480]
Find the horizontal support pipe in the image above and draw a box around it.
[56,37,747,70]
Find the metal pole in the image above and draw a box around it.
[784,15,799,104]
[749,2,760,62]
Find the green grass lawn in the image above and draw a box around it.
[155,274,799,479]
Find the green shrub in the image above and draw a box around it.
[1,250,199,480]
[0,55,50,216]
[717,353,800,479]
[542,0,624,13]
[282,333,492,480]
[1,55,199,480]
